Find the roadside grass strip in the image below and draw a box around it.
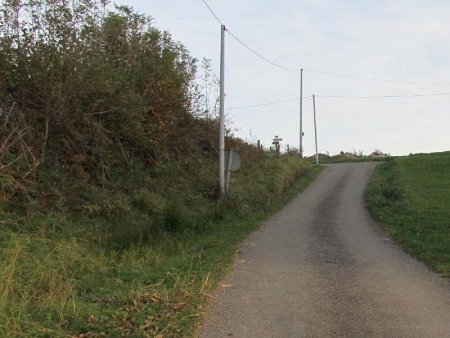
[0,159,322,337]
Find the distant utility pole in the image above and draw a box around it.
[299,68,303,157]
[219,24,226,196]
[313,94,319,165]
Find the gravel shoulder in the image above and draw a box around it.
[199,163,450,338]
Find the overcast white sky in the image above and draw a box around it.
[123,0,450,156]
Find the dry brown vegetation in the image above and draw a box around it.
[0,1,319,336]
[0,0,228,202]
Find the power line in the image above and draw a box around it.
[228,98,298,110]
[228,91,450,111]
[317,92,450,99]
[226,30,300,72]
[201,0,300,72]
[200,0,450,94]
[304,69,450,86]
[201,0,223,25]
[228,96,313,111]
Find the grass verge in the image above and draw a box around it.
[365,151,450,277]
[0,157,323,337]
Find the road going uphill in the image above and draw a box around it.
[200,163,450,338]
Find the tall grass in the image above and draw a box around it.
[0,232,80,336]
[0,156,321,337]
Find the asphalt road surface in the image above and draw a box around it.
[199,163,450,338]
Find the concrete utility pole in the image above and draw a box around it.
[219,24,226,196]
[299,68,303,157]
[313,94,319,165]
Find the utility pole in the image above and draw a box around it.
[299,68,303,157]
[219,25,226,196]
[313,94,319,165]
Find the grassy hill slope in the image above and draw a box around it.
[365,151,450,277]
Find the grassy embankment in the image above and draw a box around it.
[365,151,450,277]
[0,1,324,335]
[0,155,322,337]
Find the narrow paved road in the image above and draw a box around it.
[200,163,450,337]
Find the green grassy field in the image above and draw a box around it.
[365,151,450,277]
[0,156,322,337]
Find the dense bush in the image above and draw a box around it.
[0,0,222,201]
[0,0,277,239]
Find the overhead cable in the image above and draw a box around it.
[229,91,450,111]
[201,0,300,72]
[226,30,300,72]
[317,92,450,99]
[228,96,313,111]
[304,69,450,86]
[201,0,224,25]
[201,1,450,86]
